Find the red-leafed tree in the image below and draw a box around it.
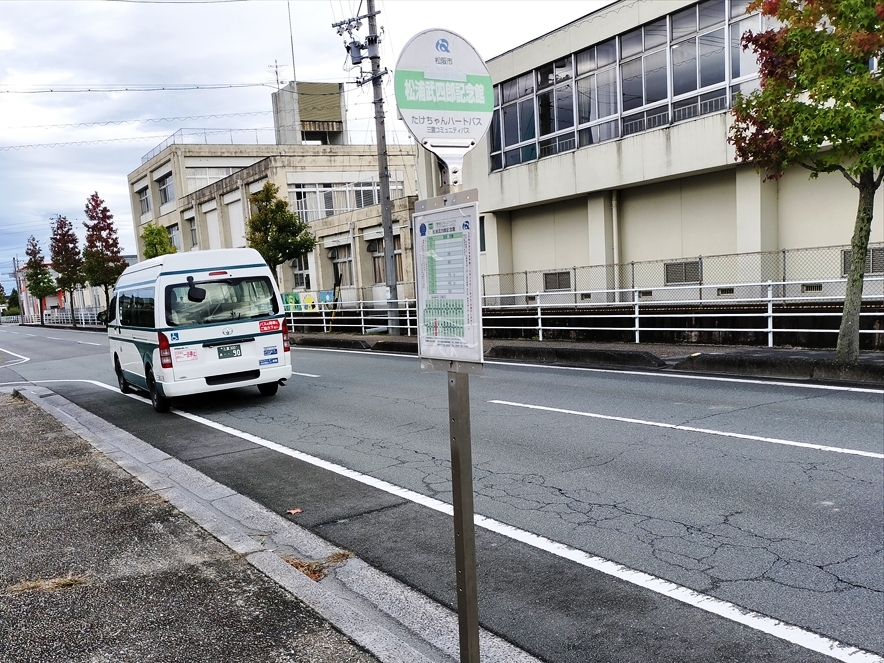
[50,214,84,327]
[83,192,128,309]
[729,0,884,363]
[24,235,57,326]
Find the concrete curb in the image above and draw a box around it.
[294,336,371,350]
[485,345,668,369]
[372,339,419,354]
[671,353,884,385]
[6,383,541,663]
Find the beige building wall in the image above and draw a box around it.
[619,170,736,264]
[511,198,590,273]
[778,169,884,250]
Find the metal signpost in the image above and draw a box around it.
[395,29,492,663]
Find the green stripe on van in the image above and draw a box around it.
[159,264,267,277]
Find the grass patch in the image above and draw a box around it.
[8,573,88,594]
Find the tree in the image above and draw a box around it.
[246,182,316,282]
[141,223,177,259]
[0,283,6,307]
[50,214,84,327]
[729,0,884,363]
[83,192,128,309]
[24,235,57,326]
[8,288,19,311]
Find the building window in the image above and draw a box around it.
[292,253,310,289]
[842,247,884,276]
[370,235,403,284]
[490,0,760,170]
[188,219,198,247]
[664,260,701,285]
[544,271,571,291]
[185,167,237,194]
[158,173,175,205]
[329,244,353,287]
[138,188,150,215]
[167,224,181,251]
[479,216,486,253]
[289,181,403,223]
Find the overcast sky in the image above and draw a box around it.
[0,0,616,296]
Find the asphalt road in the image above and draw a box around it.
[2,325,882,663]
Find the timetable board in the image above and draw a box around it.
[413,195,483,365]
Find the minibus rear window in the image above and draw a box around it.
[166,276,280,327]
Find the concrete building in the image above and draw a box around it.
[127,83,419,306]
[415,0,883,303]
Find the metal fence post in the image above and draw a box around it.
[537,296,543,341]
[321,306,327,333]
[767,281,774,348]
[360,300,365,334]
[405,300,411,336]
[634,288,640,344]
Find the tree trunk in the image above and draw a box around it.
[39,299,45,326]
[836,169,878,363]
[69,289,77,327]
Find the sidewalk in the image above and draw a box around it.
[0,389,380,663]
[292,333,884,386]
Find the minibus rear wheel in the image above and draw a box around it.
[258,382,279,397]
[114,357,131,394]
[147,368,171,413]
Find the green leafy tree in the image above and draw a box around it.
[0,283,6,307]
[50,214,84,327]
[729,0,884,362]
[246,182,316,282]
[83,192,128,309]
[141,223,178,259]
[8,288,19,312]
[25,235,57,326]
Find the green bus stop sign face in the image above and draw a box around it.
[394,29,493,150]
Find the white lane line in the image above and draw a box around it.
[77,341,102,346]
[490,400,884,460]
[11,378,883,662]
[291,371,321,378]
[292,347,884,394]
[0,347,30,367]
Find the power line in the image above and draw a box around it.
[6,111,272,130]
[0,83,273,94]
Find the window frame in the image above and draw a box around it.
[158,173,175,206]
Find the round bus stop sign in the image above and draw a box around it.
[395,29,493,180]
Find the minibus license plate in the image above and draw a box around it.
[217,344,241,359]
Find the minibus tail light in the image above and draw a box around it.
[158,332,173,368]
[282,331,290,353]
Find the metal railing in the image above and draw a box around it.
[481,277,883,347]
[19,310,106,328]
[283,276,882,348]
[286,299,417,336]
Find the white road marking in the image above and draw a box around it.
[0,347,30,367]
[7,377,882,662]
[291,371,321,378]
[77,341,102,346]
[489,400,884,459]
[292,347,884,394]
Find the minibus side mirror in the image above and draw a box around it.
[186,276,206,303]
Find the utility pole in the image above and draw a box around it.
[332,0,400,335]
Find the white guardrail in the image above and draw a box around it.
[284,278,883,348]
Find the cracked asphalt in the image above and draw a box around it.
[2,325,882,662]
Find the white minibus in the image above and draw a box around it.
[103,248,292,412]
